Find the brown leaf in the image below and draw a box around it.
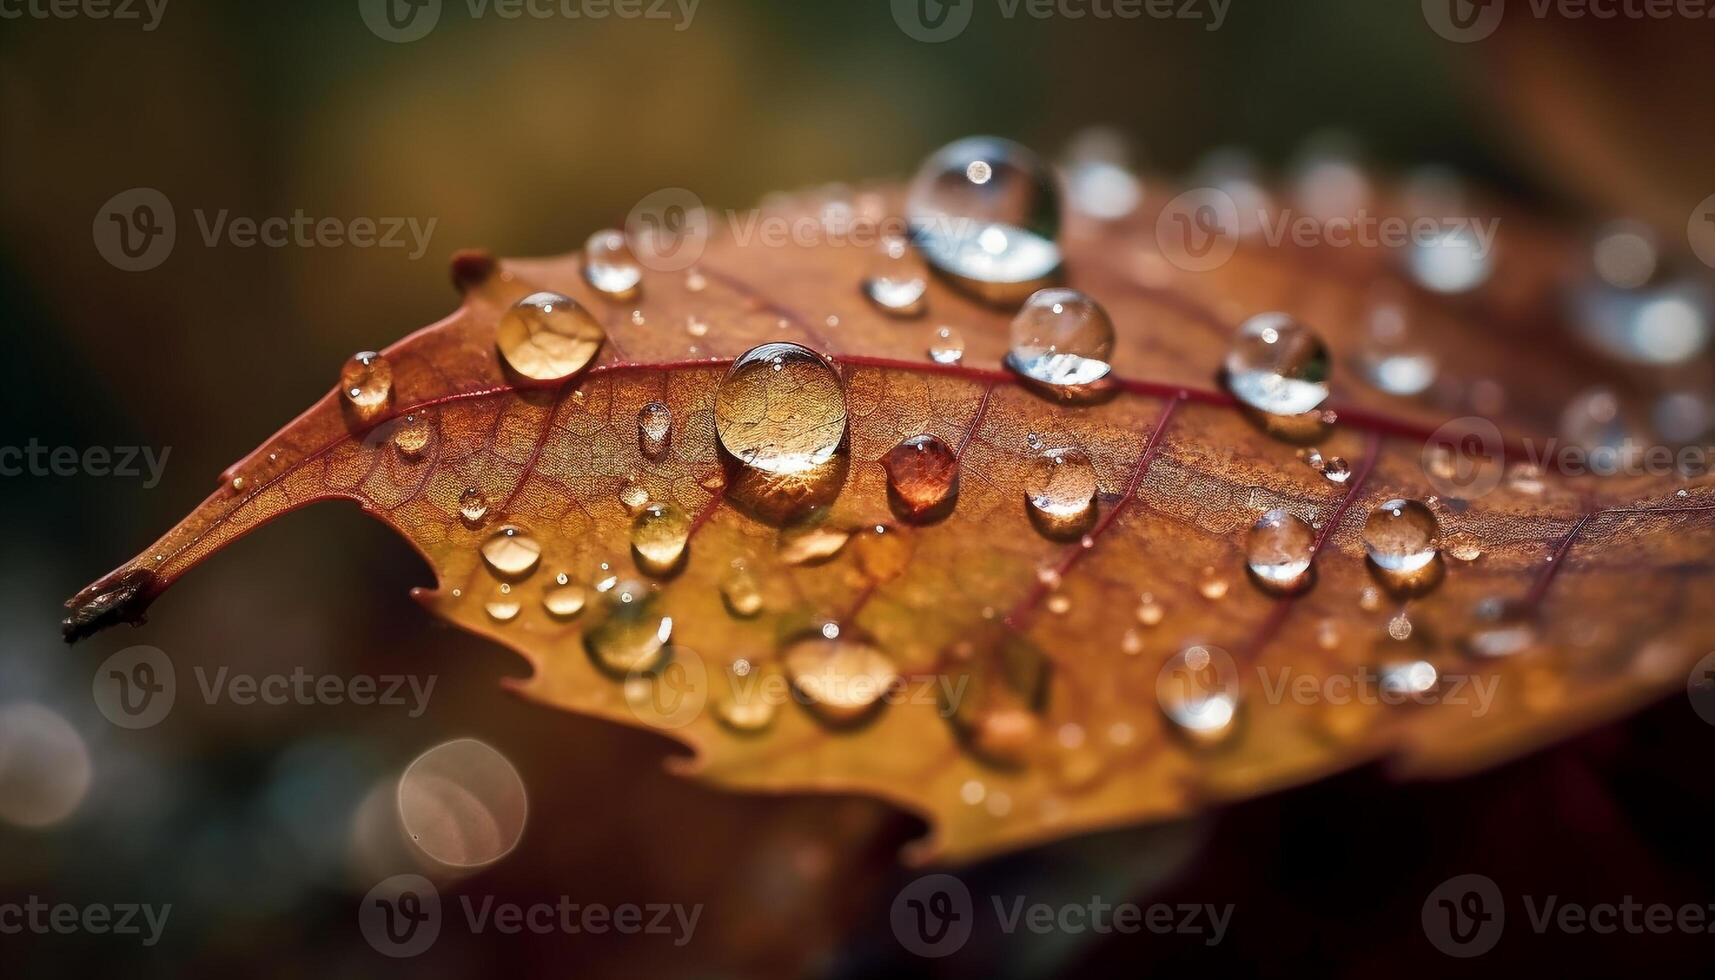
[65,183,1715,862]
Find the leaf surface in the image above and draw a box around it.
[66,186,1715,861]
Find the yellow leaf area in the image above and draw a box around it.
[68,187,1715,862]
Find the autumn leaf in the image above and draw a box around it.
[64,173,1715,863]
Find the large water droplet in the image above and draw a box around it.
[1156,645,1240,747]
[481,526,541,579]
[631,502,690,576]
[1005,287,1115,387]
[584,580,672,675]
[1245,508,1315,595]
[637,401,672,460]
[542,573,586,619]
[714,342,847,475]
[583,229,642,300]
[1025,446,1097,537]
[1363,499,1441,591]
[496,291,605,382]
[881,434,959,522]
[1358,300,1437,396]
[1461,597,1539,658]
[863,234,928,315]
[783,632,899,725]
[1224,313,1331,417]
[340,351,393,423]
[907,136,1062,302]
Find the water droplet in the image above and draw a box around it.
[1358,586,1383,611]
[391,413,431,460]
[854,524,912,581]
[881,434,959,521]
[583,229,642,300]
[1387,611,1413,640]
[637,401,672,459]
[618,479,650,515]
[1559,386,1644,469]
[715,665,778,733]
[1004,287,1115,387]
[1156,645,1240,747]
[459,487,490,525]
[481,526,541,579]
[685,315,709,338]
[340,351,393,423]
[1062,126,1141,220]
[783,632,899,725]
[1363,499,1440,590]
[1378,659,1438,697]
[1407,225,1493,294]
[1224,313,1331,417]
[778,522,851,565]
[1568,273,1712,366]
[1445,533,1483,562]
[714,342,847,475]
[719,563,763,618]
[1025,446,1098,537]
[907,136,1062,302]
[1135,594,1164,626]
[1198,569,1229,600]
[863,234,928,315]
[1462,597,1538,658]
[496,291,605,382]
[1592,221,1659,290]
[1245,508,1315,595]
[542,574,586,619]
[1358,301,1438,396]
[684,268,707,292]
[927,325,965,365]
[630,502,690,576]
[584,580,672,675]
[1321,456,1351,484]
[485,583,521,622]
[1121,628,1144,654]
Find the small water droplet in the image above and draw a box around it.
[715,664,778,733]
[542,574,586,619]
[783,632,899,725]
[1592,221,1659,290]
[1199,569,1229,601]
[485,583,521,622]
[863,234,928,315]
[1156,645,1240,746]
[1358,586,1383,611]
[1358,301,1438,396]
[1121,628,1144,654]
[229,475,246,493]
[1407,226,1493,294]
[631,502,690,576]
[684,268,707,292]
[481,526,541,579]
[1005,288,1115,388]
[1363,498,1441,591]
[854,524,912,582]
[1445,533,1483,562]
[778,522,851,565]
[392,413,431,459]
[1025,446,1097,535]
[340,351,393,422]
[496,291,604,382]
[458,488,489,525]
[927,325,965,365]
[618,479,650,515]
[1136,593,1164,626]
[1462,597,1538,658]
[637,401,672,459]
[1224,313,1331,417]
[685,315,709,338]
[1321,456,1351,484]
[881,434,959,521]
[583,228,642,300]
[719,563,763,618]
[1245,508,1315,595]
[1387,611,1413,640]
[1046,593,1071,615]
[714,343,847,475]
[584,580,672,675]
[1062,126,1142,220]
[907,136,1062,302]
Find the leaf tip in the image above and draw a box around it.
[62,567,158,643]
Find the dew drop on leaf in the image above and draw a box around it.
[542,574,586,619]
[1156,645,1240,747]
[582,228,642,300]
[778,522,851,565]
[630,502,690,576]
[783,632,899,725]
[1224,313,1331,417]
[617,479,650,515]
[339,351,392,423]
[1005,287,1115,387]
[481,526,541,579]
[636,401,672,460]
[459,487,490,526]
[1406,226,1493,295]
[584,580,671,675]
[907,136,1062,301]
[496,291,605,382]
[719,563,763,618]
[1320,456,1351,484]
[1024,446,1097,531]
[1358,300,1437,396]
[485,583,521,622]
[392,413,431,459]
[1462,597,1539,658]
[863,234,928,315]
[1245,508,1316,595]
[880,434,959,521]
[927,325,965,365]
[714,342,848,476]
[1363,499,1440,590]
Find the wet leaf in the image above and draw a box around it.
[65,185,1715,862]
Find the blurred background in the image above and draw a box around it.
[2,1,1712,976]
